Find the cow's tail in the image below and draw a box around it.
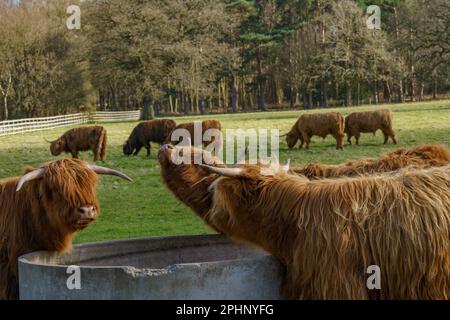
[97,127,107,161]
[339,114,345,135]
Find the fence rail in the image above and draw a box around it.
[0,110,142,137]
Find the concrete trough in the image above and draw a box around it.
[18,234,284,300]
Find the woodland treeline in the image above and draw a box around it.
[0,0,449,119]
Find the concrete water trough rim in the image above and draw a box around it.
[19,234,284,300]
[18,234,274,272]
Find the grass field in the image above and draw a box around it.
[1,100,449,243]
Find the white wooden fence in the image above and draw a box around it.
[0,110,142,137]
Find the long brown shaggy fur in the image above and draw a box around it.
[0,159,100,300]
[49,126,108,161]
[123,119,176,157]
[159,146,450,300]
[345,109,397,145]
[291,144,450,179]
[286,112,345,150]
[165,120,222,147]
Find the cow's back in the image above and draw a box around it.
[346,110,392,133]
[64,126,103,151]
[297,112,344,137]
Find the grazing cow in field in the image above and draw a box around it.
[165,120,222,148]
[283,112,345,150]
[159,144,450,299]
[0,159,132,299]
[290,144,450,179]
[47,126,107,161]
[345,109,397,145]
[123,119,177,157]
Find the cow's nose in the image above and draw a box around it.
[160,144,174,152]
[79,206,96,219]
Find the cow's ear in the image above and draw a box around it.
[199,165,243,177]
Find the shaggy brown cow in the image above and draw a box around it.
[47,126,107,161]
[0,159,132,300]
[165,120,222,148]
[159,145,450,299]
[290,144,450,179]
[123,119,176,157]
[283,112,345,150]
[345,109,397,145]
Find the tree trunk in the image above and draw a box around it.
[383,81,392,103]
[289,86,296,109]
[373,81,379,105]
[397,80,404,103]
[346,82,352,107]
[256,53,266,111]
[419,82,424,101]
[199,96,205,115]
[357,81,361,105]
[230,77,238,113]
[308,92,313,109]
[182,89,189,115]
[433,77,438,99]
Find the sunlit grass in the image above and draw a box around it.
[0,100,449,243]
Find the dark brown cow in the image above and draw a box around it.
[123,119,177,157]
[165,120,222,148]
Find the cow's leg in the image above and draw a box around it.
[389,130,397,144]
[335,134,344,150]
[71,150,79,159]
[347,133,352,145]
[134,146,142,156]
[355,132,360,145]
[301,132,310,149]
[299,136,304,149]
[145,142,151,157]
[382,131,389,144]
[304,135,311,149]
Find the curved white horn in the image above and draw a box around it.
[44,138,53,143]
[199,164,243,177]
[16,168,45,191]
[87,165,133,182]
[281,159,291,173]
[279,133,288,137]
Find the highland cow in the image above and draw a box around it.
[290,144,450,179]
[123,119,176,157]
[159,144,450,299]
[165,120,222,148]
[47,126,107,161]
[0,159,132,300]
[283,112,345,150]
[345,109,397,145]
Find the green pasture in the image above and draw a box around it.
[0,100,448,243]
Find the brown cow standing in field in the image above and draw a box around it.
[159,144,450,299]
[47,126,107,161]
[345,109,397,145]
[165,120,222,148]
[283,112,345,150]
[290,144,450,179]
[0,159,132,299]
[123,119,177,157]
